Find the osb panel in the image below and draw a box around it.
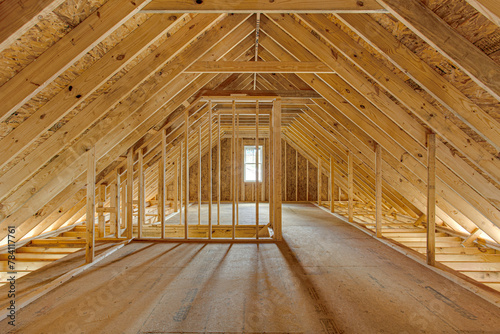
[296,153,308,201]
[0,14,193,181]
[281,139,286,201]
[369,3,500,123]
[0,0,105,86]
[196,137,271,203]
[286,142,297,201]
[327,13,497,157]
[321,173,329,202]
[308,164,318,202]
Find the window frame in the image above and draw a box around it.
[243,145,264,182]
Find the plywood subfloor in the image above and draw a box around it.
[1,204,499,333]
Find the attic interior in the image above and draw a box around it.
[1,0,500,332]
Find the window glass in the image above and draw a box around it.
[244,145,263,182]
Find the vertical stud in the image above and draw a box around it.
[184,112,189,239]
[217,112,221,226]
[427,133,436,266]
[273,98,282,241]
[138,148,145,239]
[348,151,354,223]
[318,158,322,206]
[208,101,212,238]
[160,129,166,238]
[375,144,383,238]
[126,149,133,239]
[255,101,259,239]
[85,147,96,263]
[330,155,334,213]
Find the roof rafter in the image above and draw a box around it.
[0,0,153,122]
[377,0,500,102]
[141,0,388,13]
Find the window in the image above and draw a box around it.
[244,145,263,182]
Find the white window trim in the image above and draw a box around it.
[244,145,264,182]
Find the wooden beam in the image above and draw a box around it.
[186,61,333,73]
[0,0,152,123]
[465,0,500,27]
[0,24,252,243]
[120,174,126,234]
[199,89,320,98]
[284,141,287,201]
[273,98,283,240]
[330,155,335,213]
[256,102,260,239]
[462,228,482,247]
[198,126,202,226]
[273,13,499,183]
[173,157,179,213]
[0,15,251,241]
[232,100,236,239]
[85,147,96,264]
[260,18,500,238]
[0,13,227,205]
[254,13,261,89]
[318,158,322,206]
[142,0,387,13]
[217,113,221,226]
[296,150,299,202]
[236,109,240,226]
[336,13,500,151]
[97,184,105,238]
[427,133,436,266]
[208,101,213,238]
[109,181,118,236]
[126,149,134,239]
[184,113,189,239]
[138,148,145,239]
[348,151,354,223]
[306,160,309,201]
[376,0,500,102]
[179,150,183,227]
[375,144,383,238]
[161,130,167,238]
[0,0,65,52]
[0,14,183,170]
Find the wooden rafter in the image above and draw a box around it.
[141,0,387,13]
[0,0,153,123]
[377,0,500,102]
[185,61,333,73]
[0,0,66,52]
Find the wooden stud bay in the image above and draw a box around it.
[427,133,437,266]
[330,156,335,213]
[348,151,354,223]
[256,102,260,239]
[138,149,145,239]
[232,100,236,240]
[375,144,383,238]
[208,102,213,238]
[217,113,221,226]
[126,149,134,240]
[85,147,96,264]
[198,126,202,226]
[318,158,322,206]
[273,98,283,240]
[159,133,166,239]
[184,112,189,239]
[97,184,105,238]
